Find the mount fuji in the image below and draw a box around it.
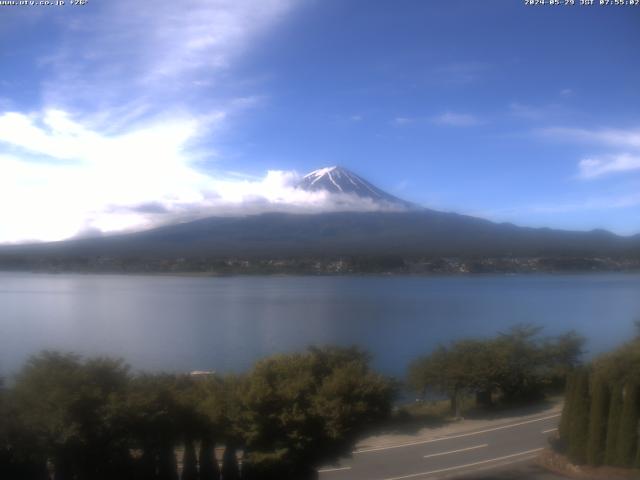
[297,166,414,209]
[0,166,639,270]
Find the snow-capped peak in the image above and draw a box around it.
[297,166,414,209]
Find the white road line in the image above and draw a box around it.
[354,413,560,454]
[542,427,558,434]
[381,448,544,480]
[423,443,488,459]
[318,466,352,473]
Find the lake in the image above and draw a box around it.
[1,272,638,378]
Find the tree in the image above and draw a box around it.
[492,325,548,403]
[558,372,576,443]
[542,331,585,390]
[567,368,590,464]
[11,352,132,480]
[239,347,393,478]
[408,326,584,413]
[604,382,624,466]
[615,382,640,467]
[586,373,609,465]
[408,342,482,417]
[124,374,183,480]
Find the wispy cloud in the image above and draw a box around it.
[578,154,640,179]
[431,112,481,127]
[539,126,640,179]
[39,0,295,128]
[541,127,640,150]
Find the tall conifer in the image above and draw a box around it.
[615,382,640,467]
[586,373,609,465]
[567,369,590,464]
[605,383,624,465]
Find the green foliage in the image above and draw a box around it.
[586,373,609,465]
[560,332,640,469]
[558,372,575,442]
[615,382,640,467]
[604,383,624,466]
[408,325,584,412]
[567,368,590,464]
[238,346,393,476]
[11,352,132,480]
[594,336,640,387]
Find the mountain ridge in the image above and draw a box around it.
[0,167,638,271]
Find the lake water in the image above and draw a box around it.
[1,272,638,378]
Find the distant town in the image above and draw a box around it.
[2,254,639,275]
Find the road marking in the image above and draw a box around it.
[423,443,488,459]
[318,466,352,473]
[381,448,544,480]
[542,427,558,434]
[354,413,560,454]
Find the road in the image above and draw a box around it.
[318,412,561,480]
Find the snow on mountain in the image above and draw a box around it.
[297,166,414,208]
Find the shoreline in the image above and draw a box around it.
[1,266,640,279]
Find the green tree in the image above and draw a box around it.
[586,373,609,465]
[615,382,640,467]
[492,325,547,402]
[12,352,132,480]
[408,343,478,417]
[409,326,584,413]
[567,368,590,464]
[604,382,624,466]
[558,371,576,443]
[542,331,585,390]
[239,346,393,479]
[124,374,183,480]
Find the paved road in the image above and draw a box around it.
[318,413,561,480]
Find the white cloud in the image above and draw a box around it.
[541,127,640,150]
[539,126,640,179]
[0,110,403,244]
[578,154,640,179]
[431,112,481,127]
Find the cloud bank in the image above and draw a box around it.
[0,110,402,244]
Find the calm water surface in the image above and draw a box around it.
[1,272,638,377]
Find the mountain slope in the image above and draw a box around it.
[1,166,638,269]
[1,210,638,261]
[297,166,414,209]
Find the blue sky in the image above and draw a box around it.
[0,0,639,242]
